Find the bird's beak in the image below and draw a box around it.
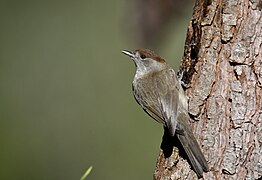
[122,50,135,59]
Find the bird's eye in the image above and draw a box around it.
[140,54,146,59]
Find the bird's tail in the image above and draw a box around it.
[176,114,209,178]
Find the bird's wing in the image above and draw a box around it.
[132,84,165,124]
[158,87,179,136]
[132,69,180,136]
[143,104,166,124]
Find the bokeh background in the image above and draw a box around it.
[0,0,193,179]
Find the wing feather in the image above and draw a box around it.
[132,68,179,136]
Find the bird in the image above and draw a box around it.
[122,49,209,178]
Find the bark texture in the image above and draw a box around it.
[154,0,262,179]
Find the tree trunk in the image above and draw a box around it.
[154,0,262,179]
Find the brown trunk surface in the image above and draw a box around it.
[154,0,262,179]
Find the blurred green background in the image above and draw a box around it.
[0,1,193,179]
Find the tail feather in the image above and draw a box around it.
[175,113,209,177]
[177,133,209,177]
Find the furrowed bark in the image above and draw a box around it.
[154,0,262,179]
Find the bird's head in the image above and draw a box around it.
[122,49,168,77]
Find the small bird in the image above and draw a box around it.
[122,49,208,177]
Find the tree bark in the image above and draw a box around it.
[154,0,262,179]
